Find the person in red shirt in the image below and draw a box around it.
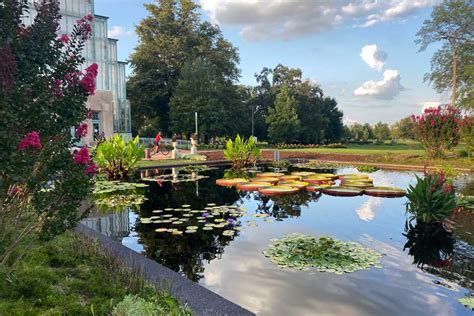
[153,132,162,154]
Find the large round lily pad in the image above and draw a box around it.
[322,187,363,197]
[280,175,302,181]
[256,172,284,178]
[338,174,370,180]
[339,181,374,188]
[364,186,406,198]
[277,180,309,189]
[237,181,272,191]
[259,186,299,196]
[250,177,279,184]
[291,171,316,177]
[306,184,331,192]
[216,178,247,186]
[263,233,382,273]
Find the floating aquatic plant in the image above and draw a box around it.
[263,234,382,273]
[458,297,474,310]
[356,165,379,173]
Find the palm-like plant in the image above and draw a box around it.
[224,135,261,171]
[95,135,144,180]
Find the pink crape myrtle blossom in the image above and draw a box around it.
[19,131,42,151]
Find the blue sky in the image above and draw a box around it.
[94,0,448,125]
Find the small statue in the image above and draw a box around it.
[171,134,180,159]
[190,133,198,155]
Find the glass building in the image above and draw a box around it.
[23,0,132,143]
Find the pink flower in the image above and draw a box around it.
[74,147,90,165]
[80,63,98,96]
[59,34,70,43]
[76,123,88,137]
[19,131,42,151]
[85,161,97,175]
[431,120,435,126]
[52,79,64,97]
[443,183,452,193]
[85,14,94,22]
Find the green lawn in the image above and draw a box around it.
[0,233,190,315]
[283,143,452,155]
[136,159,193,168]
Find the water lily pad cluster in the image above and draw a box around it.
[216,171,405,198]
[263,233,383,273]
[139,204,244,237]
[93,181,149,211]
[458,296,474,310]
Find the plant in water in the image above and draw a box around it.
[356,165,379,173]
[458,297,474,310]
[95,135,145,180]
[263,233,382,274]
[224,134,261,171]
[93,181,148,212]
[0,2,96,267]
[405,171,456,224]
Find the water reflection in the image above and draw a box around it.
[403,221,474,289]
[85,166,474,315]
[82,206,130,241]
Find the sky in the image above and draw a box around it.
[94,0,450,125]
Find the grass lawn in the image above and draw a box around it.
[281,143,472,169]
[0,233,190,315]
[136,159,193,168]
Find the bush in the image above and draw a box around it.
[412,105,467,158]
[224,135,261,170]
[323,143,347,149]
[112,295,159,316]
[95,135,145,180]
[406,171,456,224]
[0,2,95,266]
[180,154,207,161]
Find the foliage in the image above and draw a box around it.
[456,194,474,211]
[415,0,473,109]
[0,233,189,315]
[276,143,319,149]
[271,160,290,169]
[412,105,467,158]
[405,172,456,224]
[356,165,379,173]
[460,116,474,157]
[458,297,474,310]
[263,234,382,273]
[95,135,145,180]
[322,143,347,148]
[403,221,454,268]
[391,116,416,140]
[254,64,344,143]
[170,58,246,139]
[127,0,239,135]
[373,122,391,143]
[348,123,374,142]
[0,2,95,266]
[112,294,187,316]
[266,85,300,143]
[224,135,262,170]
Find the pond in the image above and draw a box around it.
[82,165,474,315]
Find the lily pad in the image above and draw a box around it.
[263,234,382,274]
[322,187,363,197]
[259,186,299,196]
[256,172,285,178]
[364,187,406,198]
[250,177,279,184]
[185,230,197,234]
[280,175,302,181]
[155,228,168,233]
[277,180,309,189]
[291,171,316,177]
[306,184,331,192]
[216,178,247,186]
[237,181,272,191]
[203,226,214,231]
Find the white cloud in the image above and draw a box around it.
[421,101,441,112]
[343,117,358,126]
[354,69,404,99]
[108,26,134,38]
[200,0,438,41]
[360,44,387,71]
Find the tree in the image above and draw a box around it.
[128,0,240,135]
[0,1,94,266]
[416,0,473,109]
[350,123,373,142]
[391,117,416,140]
[373,122,391,143]
[169,58,245,140]
[320,97,344,143]
[266,86,300,143]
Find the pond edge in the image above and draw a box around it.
[75,223,255,316]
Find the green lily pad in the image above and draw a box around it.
[155,228,168,232]
[203,226,214,231]
[185,230,197,234]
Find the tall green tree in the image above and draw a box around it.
[128,0,239,135]
[169,58,246,139]
[415,0,473,109]
[266,86,300,143]
[373,122,391,143]
[391,117,416,140]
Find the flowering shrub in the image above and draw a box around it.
[411,105,467,158]
[0,2,96,267]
